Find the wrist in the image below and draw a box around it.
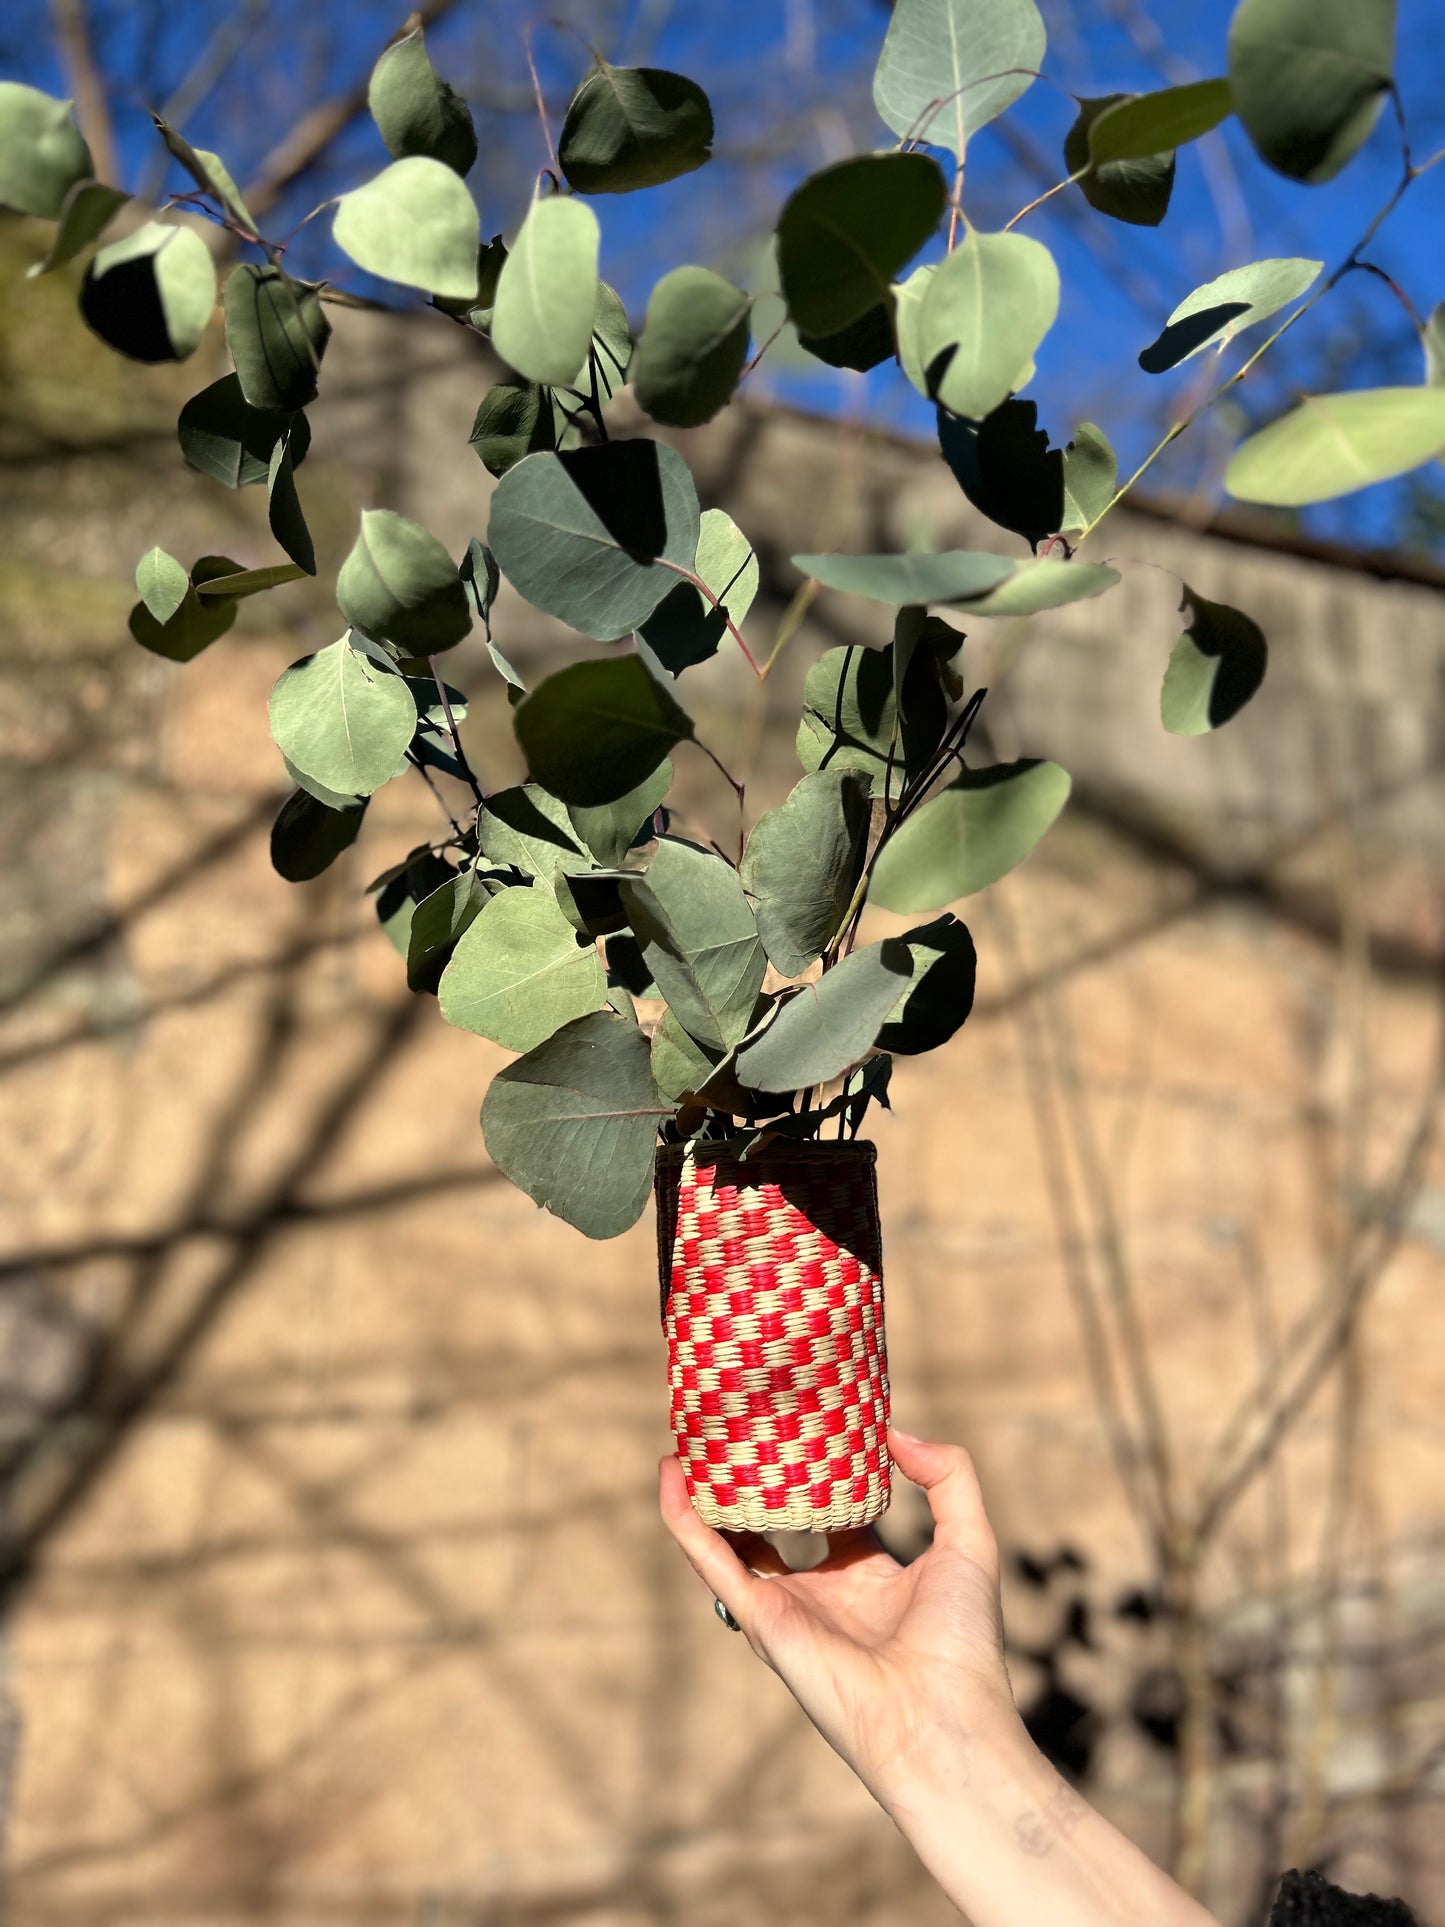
[869,1681,1036,1829]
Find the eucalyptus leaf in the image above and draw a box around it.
[794,549,1013,605]
[777,153,945,336]
[1064,95,1175,227]
[152,118,256,231]
[269,634,418,797]
[369,23,477,176]
[1086,78,1231,160]
[937,399,1063,545]
[469,379,556,476]
[333,156,479,299]
[632,266,751,428]
[868,760,1072,912]
[798,301,896,373]
[26,178,128,277]
[639,507,756,674]
[406,867,489,993]
[1228,0,1395,182]
[440,884,606,1048]
[179,374,310,487]
[461,537,501,626]
[651,1009,721,1102]
[223,264,330,412]
[491,194,600,387]
[917,229,1059,418]
[875,914,977,1055]
[734,941,911,1094]
[1225,388,1445,505]
[585,279,634,393]
[477,784,593,882]
[559,61,713,194]
[270,787,367,883]
[618,837,766,1053]
[372,847,455,955]
[954,557,1120,618]
[198,562,309,600]
[569,759,671,867]
[740,770,870,977]
[796,637,955,795]
[1139,257,1323,373]
[893,263,936,394]
[80,221,217,363]
[479,1009,668,1239]
[135,546,190,624]
[514,656,694,806]
[487,440,700,640]
[1161,588,1268,734]
[267,424,315,574]
[0,82,91,219]
[128,581,237,662]
[1061,422,1117,533]
[872,0,1046,158]
[337,508,471,652]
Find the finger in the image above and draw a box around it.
[659,1456,761,1626]
[887,1428,998,1573]
[722,1528,790,1578]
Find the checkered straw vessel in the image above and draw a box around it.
[657,1140,890,1532]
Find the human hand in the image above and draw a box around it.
[658,1426,1020,1810]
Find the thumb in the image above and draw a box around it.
[888,1428,998,1574]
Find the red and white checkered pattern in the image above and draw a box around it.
[656,1141,890,1533]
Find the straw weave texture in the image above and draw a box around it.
[657,1141,890,1532]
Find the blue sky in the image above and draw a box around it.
[12,0,1445,555]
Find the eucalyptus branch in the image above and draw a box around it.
[427,656,485,810]
[653,560,763,676]
[1004,167,1088,232]
[1077,137,1425,543]
[407,750,464,837]
[522,24,561,177]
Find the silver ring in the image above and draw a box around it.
[713,1598,741,1631]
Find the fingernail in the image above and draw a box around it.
[889,1424,921,1445]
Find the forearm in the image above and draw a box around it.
[874,1709,1220,1927]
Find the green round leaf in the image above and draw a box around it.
[178,374,310,488]
[951,557,1120,618]
[875,914,977,1056]
[80,221,217,364]
[1064,95,1175,227]
[872,0,1046,159]
[798,300,896,373]
[333,156,479,300]
[270,787,367,883]
[1061,422,1117,534]
[1139,257,1324,373]
[937,399,1064,544]
[1161,588,1268,735]
[1225,387,1445,506]
[25,178,128,277]
[487,440,700,641]
[269,635,418,796]
[559,62,713,195]
[369,23,477,176]
[268,424,316,575]
[336,508,471,653]
[794,549,1013,605]
[1227,0,1395,183]
[439,884,607,1050]
[0,82,91,219]
[223,264,330,412]
[490,194,600,388]
[632,266,750,428]
[869,760,1072,912]
[734,941,912,1094]
[1425,304,1445,388]
[513,656,694,807]
[1086,78,1231,161]
[777,153,945,336]
[477,785,592,883]
[569,759,671,868]
[128,577,237,662]
[469,379,557,477]
[917,229,1059,418]
[651,1009,720,1102]
[480,1010,667,1239]
[740,770,870,977]
[639,507,756,674]
[618,838,766,1053]
[135,546,190,624]
[406,868,489,994]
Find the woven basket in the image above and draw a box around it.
[656,1140,890,1533]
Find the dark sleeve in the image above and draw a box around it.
[1268,1870,1418,1926]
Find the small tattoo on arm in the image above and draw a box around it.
[1015,1778,1088,1857]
